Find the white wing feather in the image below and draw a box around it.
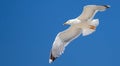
[49,27,82,63]
[77,5,107,20]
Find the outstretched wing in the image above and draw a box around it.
[77,5,110,20]
[49,26,82,63]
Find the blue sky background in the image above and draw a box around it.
[0,0,120,66]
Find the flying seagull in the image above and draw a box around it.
[49,5,110,63]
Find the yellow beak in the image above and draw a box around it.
[63,23,67,25]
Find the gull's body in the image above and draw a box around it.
[49,5,110,63]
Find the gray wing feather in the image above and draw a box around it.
[77,5,107,20]
[49,26,82,63]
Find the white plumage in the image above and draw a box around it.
[49,5,110,63]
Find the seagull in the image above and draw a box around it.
[49,5,110,63]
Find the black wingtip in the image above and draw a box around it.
[103,5,110,8]
[49,53,57,63]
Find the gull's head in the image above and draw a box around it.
[84,5,110,12]
[63,19,81,25]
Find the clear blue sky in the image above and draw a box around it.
[0,0,120,66]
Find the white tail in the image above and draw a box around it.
[82,19,99,36]
[90,19,99,26]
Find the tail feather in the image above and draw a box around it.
[82,28,95,36]
[90,19,99,26]
[82,19,99,36]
